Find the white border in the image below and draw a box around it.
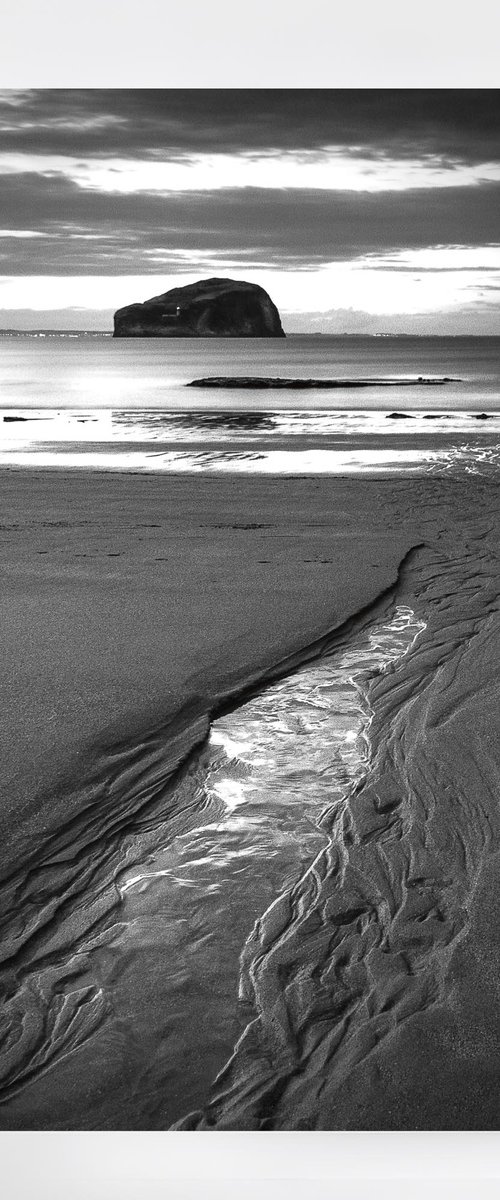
[0,0,499,87]
[1,1131,500,1196]
[0,1,499,1192]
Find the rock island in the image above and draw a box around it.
[113,277,286,338]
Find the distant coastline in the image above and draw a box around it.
[0,329,113,337]
[0,330,499,339]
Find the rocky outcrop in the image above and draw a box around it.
[187,377,456,390]
[113,277,285,338]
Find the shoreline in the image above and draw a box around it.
[1,426,499,478]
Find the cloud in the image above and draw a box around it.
[2,149,499,195]
[0,90,498,163]
[0,173,499,275]
[1,245,497,321]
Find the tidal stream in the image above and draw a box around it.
[105,604,425,1126]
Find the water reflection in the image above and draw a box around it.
[3,407,500,448]
[144,447,450,472]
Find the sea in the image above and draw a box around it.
[0,333,499,474]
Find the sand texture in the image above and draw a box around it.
[1,468,500,1128]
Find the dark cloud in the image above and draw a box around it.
[0,89,499,162]
[0,173,499,275]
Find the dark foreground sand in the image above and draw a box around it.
[1,466,500,1129]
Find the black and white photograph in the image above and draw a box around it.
[0,16,500,1187]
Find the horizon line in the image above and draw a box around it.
[0,328,499,338]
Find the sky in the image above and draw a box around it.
[0,88,499,333]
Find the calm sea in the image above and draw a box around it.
[1,334,499,474]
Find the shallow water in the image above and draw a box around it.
[2,407,500,474]
[0,445,480,473]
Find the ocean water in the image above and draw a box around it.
[0,334,499,474]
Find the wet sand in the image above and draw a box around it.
[1,466,500,1128]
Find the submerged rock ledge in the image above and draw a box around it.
[187,375,457,389]
[113,277,285,338]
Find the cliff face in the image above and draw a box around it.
[113,277,285,338]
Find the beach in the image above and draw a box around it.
[1,456,500,1129]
